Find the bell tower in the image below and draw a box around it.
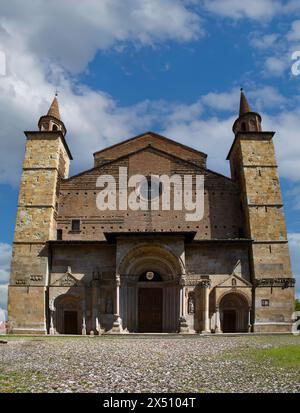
[232,89,262,134]
[8,95,72,334]
[38,93,67,135]
[227,90,295,332]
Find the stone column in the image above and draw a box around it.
[81,298,87,335]
[91,279,99,334]
[201,280,211,334]
[49,310,55,335]
[95,316,101,335]
[112,274,122,333]
[49,299,57,335]
[82,314,87,335]
[215,306,221,333]
[179,278,189,333]
[248,308,251,333]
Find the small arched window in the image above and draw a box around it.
[241,122,247,132]
[52,124,58,131]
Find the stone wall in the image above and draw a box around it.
[228,132,294,332]
[8,131,71,334]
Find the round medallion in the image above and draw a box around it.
[146,271,154,281]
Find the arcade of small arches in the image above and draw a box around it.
[48,245,252,335]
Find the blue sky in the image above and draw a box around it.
[1,0,300,320]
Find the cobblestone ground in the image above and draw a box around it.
[0,335,299,393]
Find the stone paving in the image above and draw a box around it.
[0,334,299,393]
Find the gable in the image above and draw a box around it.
[93,132,207,168]
[216,262,252,288]
[63,144,235,187]
[51,271,80,287]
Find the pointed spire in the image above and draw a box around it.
[232,88,262,135]
[239,88,251,116]
[38,93,66,136]
[47,93,60,120]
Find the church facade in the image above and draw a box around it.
[7,91,295,335]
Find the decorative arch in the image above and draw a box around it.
[217,289,251,308]
[54,294,82,334]
[117,243,182,333]
[117,243,185,281]
[218,291,250,333]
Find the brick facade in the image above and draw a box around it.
[7,92,295,334]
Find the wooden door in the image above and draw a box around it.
[64,311,78,334]
[222,310,236,333]
[138,288,163,333]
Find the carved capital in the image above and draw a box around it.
[115,274,121,287]
[198,279,211,288]
[179,277,186,287]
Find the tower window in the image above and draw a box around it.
[238,227,244,238]
[71,219,80,232]
[57,229,63,240]
[241,122,246,132]
[52,124,58,131]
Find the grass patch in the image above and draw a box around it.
[245,345,300,369]
[0,368,46,393]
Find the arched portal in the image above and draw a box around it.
[219,292,249,333]
[54,295,82,334]
[138,271,163,333]
[117,244,183,333]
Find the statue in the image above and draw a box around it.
[188,295,195,314]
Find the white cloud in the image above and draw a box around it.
[0,243,11,285]
[202,90,239,112]
[162,115,234,175]
[263,109,300,181]
[264,56,288,77]
[286,185,300,210]
[0,1,298,186]
[0,308,7,323]
[248,17,300,78]
[0,286,8,316]
[202,0,282,21]
[249,33,280,50]
[0,0,203,74]
[0,243,11,314]
[288,233,300,298]
[287,19,300,42]
[248,86,287,110]
[201,87,287,113]
[0,0,205,185]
